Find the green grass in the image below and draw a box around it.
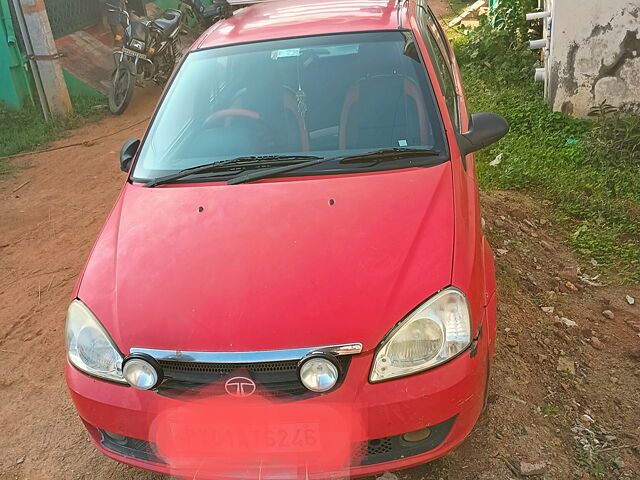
[575,448,622,479]
[0,95,107,174]
[452,25,640,281]
[540,403,559,415]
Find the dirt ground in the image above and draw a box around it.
[1,2,640,479]
[428,0,451,17]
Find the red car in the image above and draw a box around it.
[66,0,508,477]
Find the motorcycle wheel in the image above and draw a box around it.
[109,64,135,115]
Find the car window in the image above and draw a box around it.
[416,8,459,131]
[133,31,447,180]
[424,8,455,69]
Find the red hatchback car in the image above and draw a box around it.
[66,0,509,477]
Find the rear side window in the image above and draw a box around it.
[424,7,455,67]
[416,9,459,131]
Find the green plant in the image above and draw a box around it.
[540,403,559,415]
[488,0,535,41]
[575,448,622,479]
[586,101,640,168]
[455,0,537,85]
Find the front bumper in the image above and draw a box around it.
[67,320,490,479]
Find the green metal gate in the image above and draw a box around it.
[43,0,102,39]
[0,0,34,108]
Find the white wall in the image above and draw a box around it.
[546,0,640,117]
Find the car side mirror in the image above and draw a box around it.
[457,113,509,156]
[120,138,140,173]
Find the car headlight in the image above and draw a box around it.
[123,354,163,390]
[298,354,340,392]
[66,300,125,383]
[370,288,472,382]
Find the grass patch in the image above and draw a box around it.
[451,11,640,281]
[540,403,559,416]
[575,448,622,479]
[0,95,107,175]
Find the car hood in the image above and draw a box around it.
[78,164,454,354]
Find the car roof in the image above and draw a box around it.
[194,0,412,50]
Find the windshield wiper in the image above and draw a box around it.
[338,147,441,164]
[144,155,322,187]
[227,155,338,185]
[145,148,443,187]
[227,147,442,185]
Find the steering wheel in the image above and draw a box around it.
[205,108,260,126]
[204,108,277,151]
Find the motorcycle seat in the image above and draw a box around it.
[153,9,182,36]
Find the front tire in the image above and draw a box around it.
[109,63,135,115]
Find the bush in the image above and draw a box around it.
[455,0,537,84]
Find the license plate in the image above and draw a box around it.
[197,422,320,454]
[152,401,358,475]
[122,47,147,59]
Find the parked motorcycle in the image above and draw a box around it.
[179,0,232,29]
[107,4,184,115]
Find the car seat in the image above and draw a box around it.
[338,43,430,150]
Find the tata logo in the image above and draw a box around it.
[224,376,257,397]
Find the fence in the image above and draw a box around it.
[43,0,102,39]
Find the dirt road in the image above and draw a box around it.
[1,5,639,479]
[0,88,166,480]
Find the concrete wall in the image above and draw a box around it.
[546,0,640,117]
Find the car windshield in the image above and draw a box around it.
[132,31,447,181]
